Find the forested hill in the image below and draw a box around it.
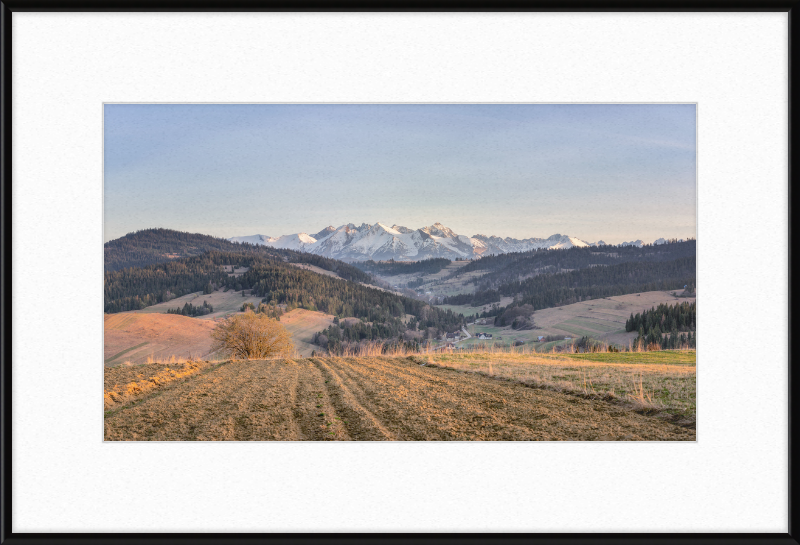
[104,228,373,285]
[105,229,246,271]
[104,251,464,341]
[446,239,696,288]
[445,255,696,325]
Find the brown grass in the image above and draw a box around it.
[320,342,695,417]
[279,309,336,356]
[104,355,695,441]
[133,289,264,320]
[104,313,218,366]
[425,351,696,419]
[104,359,211,410]
[105,307,338,364]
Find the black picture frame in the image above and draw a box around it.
[0,2,795,543]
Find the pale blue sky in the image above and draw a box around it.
[104,104,696,244]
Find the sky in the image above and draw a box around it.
[104,104,696,244]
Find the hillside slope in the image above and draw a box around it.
[104,228,379,281]
[104,313,218,365]
[105,228,250,271]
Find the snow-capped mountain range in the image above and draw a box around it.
[229,222,668,262]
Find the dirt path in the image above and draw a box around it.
[104,356,695,441]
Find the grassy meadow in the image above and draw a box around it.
[426,349,696,419]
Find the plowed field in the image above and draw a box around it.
[104,356,694,441]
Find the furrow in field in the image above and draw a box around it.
[289,358,349,441]
[327,356,545,440]
[104,356,696,441]
[323,357,694,441]
[105,360,299,440]
[310,358,395,441]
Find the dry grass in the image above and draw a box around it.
[104,359,211,410]
[105,355,695,441]
[307,342,695,420]
[279,309,336,356]
[425,350,696,420]
[133,289,263,319]
[104,313,218,366]
[106,308,338,365]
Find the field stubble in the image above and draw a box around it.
[104,352,695,441]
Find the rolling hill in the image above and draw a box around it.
[104,313,219,365]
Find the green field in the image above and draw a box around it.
[533,340,571,352]
[564,351,697,366]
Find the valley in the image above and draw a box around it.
[452,289,694,351]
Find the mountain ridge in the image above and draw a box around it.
[229,222,679,261]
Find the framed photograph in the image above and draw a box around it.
[2,2,793,541]
[102,102,698,443]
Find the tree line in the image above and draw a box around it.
[626,301,696,350]
[241,301,285,321]
[166,300,214,317]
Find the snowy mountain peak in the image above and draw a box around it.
[228,223,667,261]
[311,226,336,240]
[229,234,277,245]
[421,222,458,239]
[372,222,401,235]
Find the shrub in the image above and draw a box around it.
[211,310,294,360]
